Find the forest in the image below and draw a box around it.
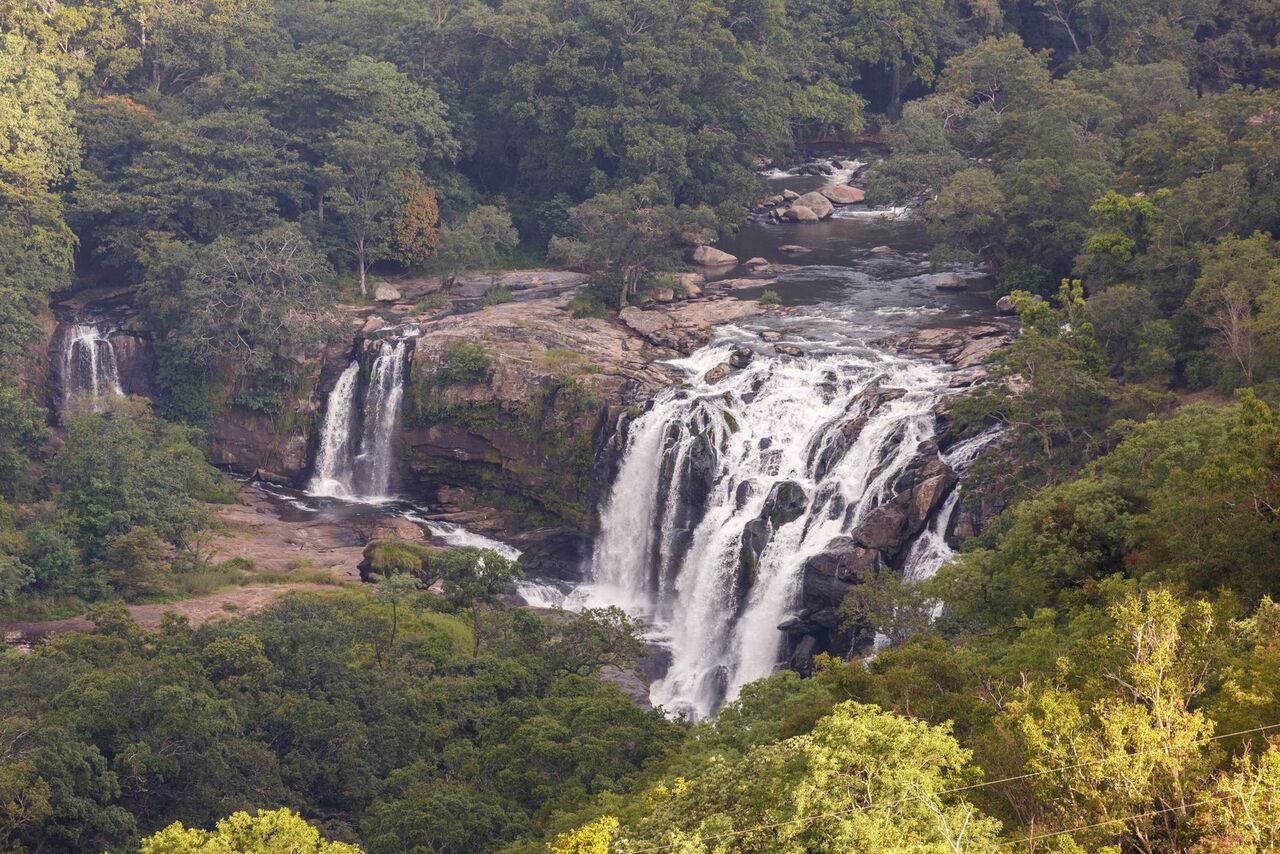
[4,0,1280,851]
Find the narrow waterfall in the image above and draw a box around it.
[901,427,1002,583]
[309,361,361,498]
[62,324,124,408]
[581,342,954,719]
[308,339,411,501]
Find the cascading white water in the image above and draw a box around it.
[579,340,953,719]
[355,340,408,499]
[309,361,362,498]
[307,339,411,501]
[62,324,124,409]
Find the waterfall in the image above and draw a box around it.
[579,342,954,719]
[901,427,1003,583]
[62,324,123,409]
[309,361,361,498]
[308,339,411,501]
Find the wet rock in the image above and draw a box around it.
[729,346,754,369]
[361,315,386,335]
[822,185,865,205]
[692,245,738,266]
[778,244,810,254]
[774,343,803,357]
[704,362,732,383]
[373,282,402,302]
[793,192,834,219]
[782,205,820,223]
[745,257,770,269]
[781,189,800,201]
[880,322,1017,369]
[869,245,895,256]
[759,330,781,342]
[762,480,808,528]
[934,273,968,290]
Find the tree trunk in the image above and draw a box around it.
[357,237,367,297]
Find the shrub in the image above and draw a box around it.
[566,292,609,319]
[438,339,491,384]
[759,289,782,305]
[482,285,514,306]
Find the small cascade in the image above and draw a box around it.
[579,342,955,719]
[308,338,412,501]
[62,324,124,409]
[900,427,1002,583]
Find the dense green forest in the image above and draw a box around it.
[5,0,1280,851]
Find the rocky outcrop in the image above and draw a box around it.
[822,185,865,205]
[880,321,1017,370]
[209,407,313,483]
[692,245,738,266]
[617,297,767,354]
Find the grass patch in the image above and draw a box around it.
[566,292,609,319]
[759,289,781,305]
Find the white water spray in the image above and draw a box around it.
[62,324,123,409]
[308,339,411,501]
[579,341,953,719]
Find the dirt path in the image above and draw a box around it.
[3,583,336,647]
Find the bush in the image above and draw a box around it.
[482,285,514,306]
[438,339,491,384]
[566,292,608,319]
[759,289,782,305]
[414,292,451,312]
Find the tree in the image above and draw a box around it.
[1193,741,1280,853]
[50,398,215,559]
[608,701,1002,852]
[324,124,418,296]
[1014,591,1216,854]
[436,205,519,277]
[547,607,648,677]
[97,526,170,599]
[392,175,439,266]
[142,808,361,853]
[549,186,717,307]
[152,223,337,375]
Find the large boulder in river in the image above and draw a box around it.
[793,192,834,219]
[782,205,820,223]
[692,245,738,266]
[822,185,865,205]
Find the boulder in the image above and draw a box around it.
[676,272,705,298]
[618,306,674,338]
[745,257,770,269]
[782,205,820,223]
[361,315,386,335]
[774,343,803,357]
[373,282,403,302]
[729,346,754,369]
[781,189,800,201]
[761,480,808,528]
[704,362,732,383]
[995,295,1016,314]
[652,287,676,303]
[692,245,738,266]
[822,185,865,205]
[934,273,968,290]
[777,244,811,254]
[793,192,834,219]
[869,245,895,256]
[759,330,781,342]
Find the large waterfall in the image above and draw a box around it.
[62,324,124,409]
[579,339,956,719]
[309,339,411,501]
